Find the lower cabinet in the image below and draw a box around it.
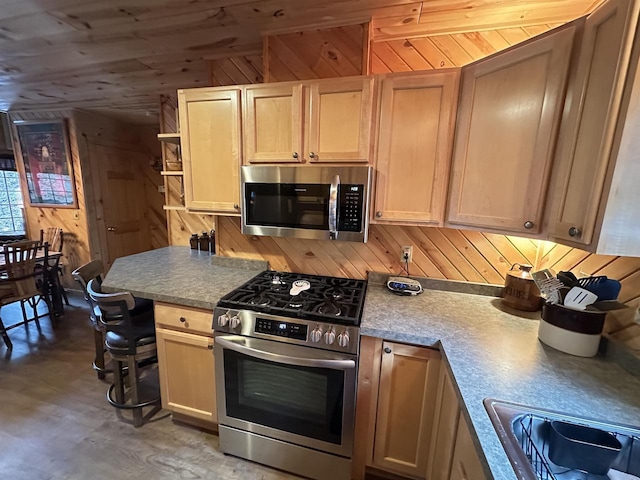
[354,336,486,480]
[449,416,486,480]
[154,302,217,427]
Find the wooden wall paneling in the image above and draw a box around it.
[264,25,366,82]
[9,109,91,289]
[210,55,264,86]
[369,25,551,75]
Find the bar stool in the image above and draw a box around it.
[87,279,159,427]
[72,260,111,379]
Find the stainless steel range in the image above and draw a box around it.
[213,270,367,480]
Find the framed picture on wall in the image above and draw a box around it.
[15,120,77,208]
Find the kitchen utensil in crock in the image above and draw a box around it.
[578,275,607,289]
[535,276,564,305]
[586,279,622,301]
[557,271,579,287]
[501,263,542,311]
[564,286,598,310]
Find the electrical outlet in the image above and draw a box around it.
[401,245,413,263]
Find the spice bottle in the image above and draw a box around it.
[189,233,199,250]
[199,232,210,253]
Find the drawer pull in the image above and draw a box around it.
[179,317,186,323]
[384,347,392,354]
[207,344,213,350]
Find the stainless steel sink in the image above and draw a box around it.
[484,399,640,480]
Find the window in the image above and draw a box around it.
[0,156,25,235]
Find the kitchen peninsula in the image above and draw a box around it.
[104,246,640,480]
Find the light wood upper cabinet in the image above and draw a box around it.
[549,0,640,247]
[154,303,217,426]
[372,342,441,478]
[447,25,576,235]
[449,416,487,480]
[305,77,374,163]
[244,78,374,164]
[178,88,241,214]
[374,70,459,224]
[244,84,303,163]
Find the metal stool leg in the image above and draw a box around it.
[93,329,107,380]
[127,356,143,427]
[0,315,11,349]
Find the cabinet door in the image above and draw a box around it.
[244,84,303,163]
[372,342,441,477]
[447,25,575,234]
[156,327,216,423]
[428,367,461,480]
[374,71,459,224]
[179,88,241,214]
[549,0,638,245]
[449,416,487,480]
[305,77,374,163]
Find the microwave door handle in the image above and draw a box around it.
[215,336,355,371]
[329,175,340,240]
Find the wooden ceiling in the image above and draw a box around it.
[0,0,598,124]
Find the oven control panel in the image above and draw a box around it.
[213,308,359,354]
[255,318,307,341]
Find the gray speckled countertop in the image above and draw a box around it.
[103,249,640,480]
[102,247,267,309]
[362,280,640,480]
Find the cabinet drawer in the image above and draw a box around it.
[154,302,213,336]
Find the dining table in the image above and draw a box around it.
[0,248,64,316]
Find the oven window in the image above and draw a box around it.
[223,349,344,444]
[245,183,329,230]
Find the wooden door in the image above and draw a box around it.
[244,84,303,163]
[447,25,576,235]
[374,71,459,224]
[372,342,441,478]
[179,88,241,214]
[90,144,151,271]
[305,77,374,163]
[428,367,461,480]
[156,327,216,423]
[449,416,487,480]
[549,0,638,245]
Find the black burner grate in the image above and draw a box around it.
[217,270,367,325]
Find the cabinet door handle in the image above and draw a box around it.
[523,221,534,229]
[207,344,213,350]
[292,152,298,159]
[375,211,382,218]
[384,347,392,354]
[309,152,316,159]
[568,227,582,238]
[179,316,186,323]
[233,204,239,209]
[107,227,116,232]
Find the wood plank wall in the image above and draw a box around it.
[10,109,168,286]
[9,109,92,289]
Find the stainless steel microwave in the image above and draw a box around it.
[241,165,372,242]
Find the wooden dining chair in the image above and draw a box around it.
[0,241,53,349]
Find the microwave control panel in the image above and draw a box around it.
[338,184,364,232]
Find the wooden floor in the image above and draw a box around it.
[0,293,302,480]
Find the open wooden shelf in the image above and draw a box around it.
[163,205,187,211]
[157,133,181,144]
[161,170,184,176]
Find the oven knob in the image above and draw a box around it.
[324,329,336,345]
[217,313,230,327]
[337,331,350,348]
[310,327,323,343]
[230,315,241,329]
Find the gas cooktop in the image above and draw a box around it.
[216,270,367,326]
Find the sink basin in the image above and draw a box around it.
[484,399,640,479]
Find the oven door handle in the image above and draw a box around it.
[328,174,340,240]
[215,336,356,370]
